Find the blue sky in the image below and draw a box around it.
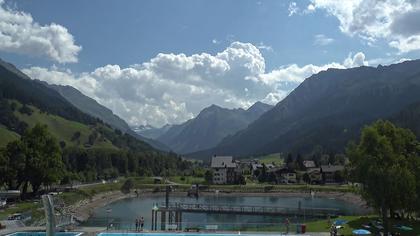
[1,0,420,126]
[3,0,388,70]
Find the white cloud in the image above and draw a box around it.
[343,52,368,67]
[288,2,299,16]
[23,42,369,127]
[389,35,420,53]
[313,34,335,46]
[255,52,368,103]
[257,42,274,52]
[308,0,420,53]
[306,4,316,12]
[212,39,220,44]
[0,0,81,63]
[367,56,412,66]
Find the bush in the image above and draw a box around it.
[264,185,274,192]
[121,178,134,194]
[204,170,213,184]
[71,131,81,141]
[18,104,33,115]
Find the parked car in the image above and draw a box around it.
[0,199,6,208]
[8,213,23,220]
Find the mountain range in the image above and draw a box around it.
[132,124,173,140]
[3,57,420,160]
[0,58,158,153]
[48,84,170,151]
[189,59,420,159]
[156,102,273,154]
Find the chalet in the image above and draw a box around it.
[305,168,322,184]
[303,160,316,169]
[267,167,297,184]
[211,156,242,184]
[320,165,345,183]
[251,163,263,176]
[251,162,276,177]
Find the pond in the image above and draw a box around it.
[84,193,371,231]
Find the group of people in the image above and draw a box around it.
[329,224,338,236]
[135,217,145,231]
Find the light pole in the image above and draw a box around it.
[106,208,112,230]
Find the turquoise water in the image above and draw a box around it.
[7,233,82,236]
[99,234,294,236]
[85,194,371,230]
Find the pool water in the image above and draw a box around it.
[7,232,83,236]
[98,234,300,236]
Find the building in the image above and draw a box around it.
[251,162,276,177]
[211,156,242,184]
[303,160,316,169]
[251,163,263,177]
[320,165,345,183]
[236,160,251,175]
[267,167,297,184]
[305,168,322,184]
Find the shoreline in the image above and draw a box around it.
[70,189,369,222]
[70,191,136,222]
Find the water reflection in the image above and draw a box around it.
[85,194,370,230]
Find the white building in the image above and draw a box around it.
[211,156,238,184]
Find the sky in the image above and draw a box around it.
[1,0,420,127]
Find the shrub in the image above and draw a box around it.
[121,178,134,194]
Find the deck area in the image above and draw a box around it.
[155,202,340,217]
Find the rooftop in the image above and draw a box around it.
[303,160,316,168]
[211,156,236,168]
[321,165,344,172]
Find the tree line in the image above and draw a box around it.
[0,123,192,198]
[347,120,420,235]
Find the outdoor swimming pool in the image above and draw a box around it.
[7,232,83,236]
[98,233,299,236]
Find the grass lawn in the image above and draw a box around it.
[169,176,205,185]
[61,177,162,205]
[257,153,284,166]
[209,183,353,193]
[305,215,420,235]
[239,215,420,235]
[0,201,43,223]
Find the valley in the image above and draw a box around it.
[1,3,420,233]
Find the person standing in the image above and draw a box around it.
[140,216,145,231]
[135,218,139,231]
[284,218,290,234]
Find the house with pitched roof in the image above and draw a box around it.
[211,156,242,184]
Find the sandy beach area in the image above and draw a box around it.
[70,191,136,222]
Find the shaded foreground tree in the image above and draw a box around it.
[0,123,63,197]
[347,120,420,235]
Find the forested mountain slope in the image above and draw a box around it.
[190,60,420,158]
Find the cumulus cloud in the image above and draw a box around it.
[288,2,299,16]
[308,0,420,53]
[313,34,334,46]
[0,0,81,63]
[23,42,369,127]
[343,52,368,67]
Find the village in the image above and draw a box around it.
[210,155,346,185]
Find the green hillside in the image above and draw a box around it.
[0,58,192,188]
[0,124,19,147]
[12,101,117,149]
